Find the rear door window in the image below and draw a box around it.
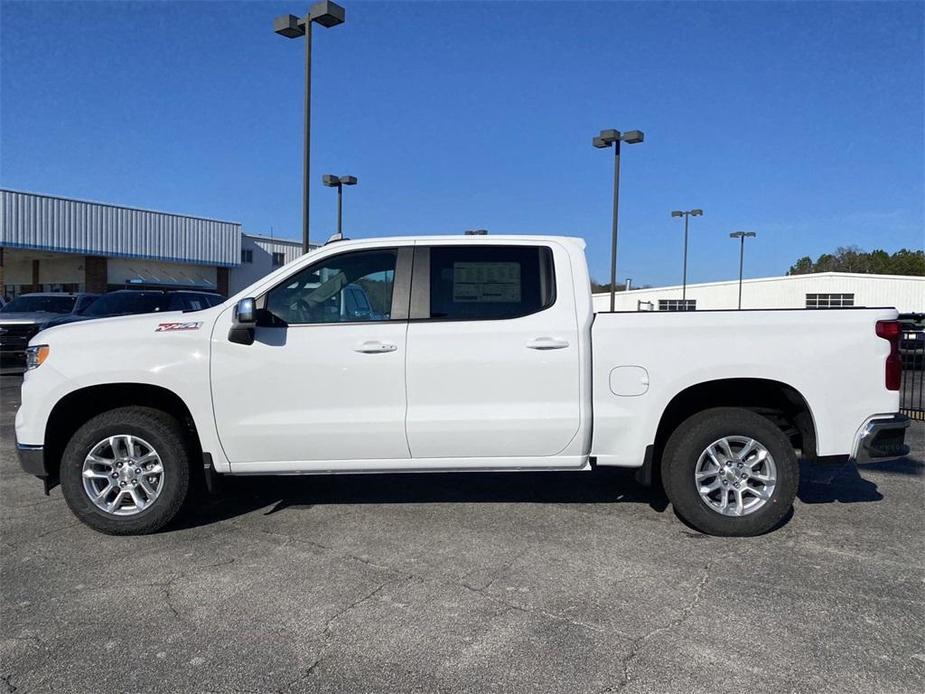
[427,246,555,320]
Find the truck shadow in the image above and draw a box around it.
[172,456,912,531]
[797,460,884,504]
[174,467,667,530]
[798,455,922,504]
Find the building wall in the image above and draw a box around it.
[1,248,226,297]
[1,190,247,299]
[85,256,107,293]
[592,273,925,313]
[2,249,85,295]
[107,257,219,291]
[229,235,308,296]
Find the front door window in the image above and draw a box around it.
[264,249,396,324]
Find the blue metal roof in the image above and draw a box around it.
[1,189,241,267]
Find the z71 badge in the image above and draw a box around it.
[155,321,203,332]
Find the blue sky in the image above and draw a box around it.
[2,1,922,286]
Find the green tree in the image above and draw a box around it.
[590,279,650,293]
[788,256,813,275]
[787,247,924,276]
[890,248,925,276]
[867,249,891,274]
[590,280,630,293]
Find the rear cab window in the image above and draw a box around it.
[424,245,556,321]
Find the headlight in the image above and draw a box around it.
[25,345,50,370]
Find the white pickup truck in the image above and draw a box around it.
[15,235,910,536]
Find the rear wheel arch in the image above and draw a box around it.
[44,383,203,482]
[650,378,816,483]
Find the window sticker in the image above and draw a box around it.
[452,262,521,303]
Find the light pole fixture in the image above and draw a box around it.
[274,1,346,253]
[729,231,757,309]
[670,208,703,302]
[322,174,357,238]
[593,128,645,312]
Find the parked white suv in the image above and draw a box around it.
[16,235,909,536]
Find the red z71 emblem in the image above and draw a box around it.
[155,322,202,332]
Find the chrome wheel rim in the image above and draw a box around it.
[82,435,165,516]
[694,436,777,517]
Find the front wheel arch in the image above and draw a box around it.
[44,383,203,486]
[59,406,192,534]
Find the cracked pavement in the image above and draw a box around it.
[2,374,924,693]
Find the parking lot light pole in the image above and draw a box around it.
[274,1,346,253]
[729,231,757,309]
[322,174,357,237]
[593,129,644,312]
[670,208,703,301]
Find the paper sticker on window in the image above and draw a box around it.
[452,262,521,302]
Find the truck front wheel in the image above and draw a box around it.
[60,407,191,535]
[662,407,798,537]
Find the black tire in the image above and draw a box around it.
[662,407,798,537]
[60,406,191,535]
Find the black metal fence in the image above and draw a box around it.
[900,318,924,420]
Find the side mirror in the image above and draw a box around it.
[234,297,256,325]
[229,298,256,345]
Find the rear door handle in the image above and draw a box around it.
[353,340,398,354]
[525,337,570,350]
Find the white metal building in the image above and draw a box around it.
[0,189,316,300]
[592,273,924,314]
[1,189,240,297]
[229,234,311,295]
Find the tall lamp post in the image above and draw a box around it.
[670,208,703,302]
[274,1,346,253]
[593,129,644,312]
[322,174,357,237]
[729,231,757,309]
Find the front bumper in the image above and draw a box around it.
[17,444,48,477]
[851,414,911,464]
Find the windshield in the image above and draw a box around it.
[0,295,77,314]
[83,292,170,317]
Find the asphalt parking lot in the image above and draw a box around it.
[2,374,923,694]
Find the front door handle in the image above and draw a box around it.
[353,340,398,354]
[525,337,570,350]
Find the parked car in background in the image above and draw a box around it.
[0,293,98,366]
[41,289,224,329]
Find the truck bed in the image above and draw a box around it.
[589,307,900,466]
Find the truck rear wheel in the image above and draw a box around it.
[60,407,191,535]
[662,407,798,537]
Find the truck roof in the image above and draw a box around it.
[320,234,587,250]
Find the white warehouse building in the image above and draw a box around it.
[229,234,306,295]
[592,273,924,314]
[0,189,316,300]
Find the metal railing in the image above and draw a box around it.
[900,321,924,420]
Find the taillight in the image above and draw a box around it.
[875,320,902,391]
